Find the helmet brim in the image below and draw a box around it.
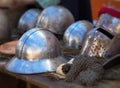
[5,56,67,74]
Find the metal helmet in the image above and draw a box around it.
[96,13,120,35]
[63,20,94,49]
[36,0,60,9]
[37,6,75,35]
[6,28,67,74]
[18,9,41,35]
[80,27,116,58]
[0,10,10,43]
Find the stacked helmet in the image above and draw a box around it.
[6,28,67,74]
[63,20,94,49]
[18,9,41,35]
[37,6,74,35]
[0,10,10,43]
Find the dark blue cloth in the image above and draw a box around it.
[60,0,93,22]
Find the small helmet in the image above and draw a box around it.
[0,10,10,43]
[96,6,120,35]
[6,28,67,74]
[63,20,94,49]
[37,6,75,35]
[18,9,41,35]
[36,0,60,9]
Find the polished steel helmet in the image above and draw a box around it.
[0,10,10,43]
[36,0,60,9]
[96,13,120,35]
[63,20,94,49]
[18,9,41,35]
[37,6,75,35]
[80,27,116,58]
[6,28,67,74]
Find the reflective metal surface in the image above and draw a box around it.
[6,28,67,74]
[0,10,10,43]
[96,13,120,35]
[103,54,120,69]
[36,0,60,9]
[37,6,75,35]
[63,20,94,49]
[106,34,120,57]
[81,27,114,58]
[18,9,41,34]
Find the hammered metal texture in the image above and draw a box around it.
[81,27,114,58]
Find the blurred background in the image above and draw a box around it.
[91,0,120,20]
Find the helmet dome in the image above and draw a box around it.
[18,9,41,35]
[63,20,94,49]
[37,6,74,35]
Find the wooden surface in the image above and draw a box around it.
[0,61,120,88]
[0,64,82,88]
